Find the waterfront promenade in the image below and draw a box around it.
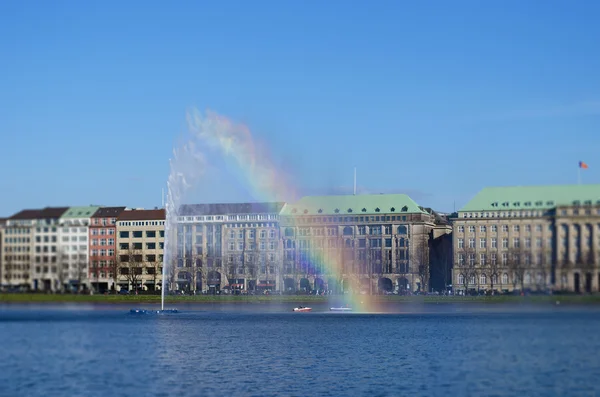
[1,293,599,305]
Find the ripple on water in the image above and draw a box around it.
[1,308,600,396]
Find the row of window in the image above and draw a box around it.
[290,206,410,215]
[119,267,160,275]
[91,228,115,236]
[4,237,31,244]
[90,260,117,267]
[118,221,165,226]
[227,241,277,251]
[62,236,88,242]
[284,225,409,237]
[35,227,58,233]
[119,230,165,239]
[284,238,409,249]
[179,214,279,222]
[457,272,562,287]
[457,224,548,233]
[59,227,87,234]
[3,228,30,234]
[92,218,117,226]
[62,245,88,252]
[225,223,278,229]
[119,242,164,250]
[35,246,58,253]
[91,249,116,257]
[458,273,508,286]
[90,238,115,246]
[228,230,277,239]
[3,246,31,252]
[35,236,57,243]
[291,215,411,224]
[462,207,600,219]
[3,255,31,261]
[457,252,551,266]
[458,237,553,250]
[227,254,277,263]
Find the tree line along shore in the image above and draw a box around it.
[1,293,599,304]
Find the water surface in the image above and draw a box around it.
[1,304,598,397]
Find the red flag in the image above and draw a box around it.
[579,161,589,169]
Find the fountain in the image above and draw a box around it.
[160,139,206,312]
[160,109,239,312]
[156,108,294,313]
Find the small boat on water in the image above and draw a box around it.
[330,307,352,312]
[293,306,312,312]
[129,309,148,314]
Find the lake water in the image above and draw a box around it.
[1,303,599,397]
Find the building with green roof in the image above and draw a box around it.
[277,193,449,295]
[459,184,600,213]
[60,206,101,221]
[280,194,427,217]
[452,184,600,295]
[55,206,101,293]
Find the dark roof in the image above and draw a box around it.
[118,209,165,221]
[38,207,69,219]
[9,209,44,220]
[422,207,450,225]
[179,202,286,216]
[92,207,127,218]
[0,218,7,226]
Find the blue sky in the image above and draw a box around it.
[1,0,599,216]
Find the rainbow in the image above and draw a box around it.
[186,108,380,312]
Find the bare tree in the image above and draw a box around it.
[488,254,501,294]
[108,259,119,293]
[533,249,552,292]
[458,247,477,294]
[188,252,207,295]
[74,255,88,293]
[225,255,238,294]
[146,254,162,294]
[119,246,144,293]
[3,255,13,288]
[55,252,69,293]
[507,248,526,292]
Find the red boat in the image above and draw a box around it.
[293,306,312,312]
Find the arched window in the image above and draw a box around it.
[458,274,465,285]
[502,273,509,285]
[284,228,294,237]
[469,275,476,285]
[491,274,498,285]
[343,226,353,236]
[480,274,487,285]
[524,273,531,284]
[397,225,407,235]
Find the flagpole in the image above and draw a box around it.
[578,166,582,185]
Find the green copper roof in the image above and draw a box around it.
[60,206,101,219]
[280,194,426,216]
[460,184,600,212]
